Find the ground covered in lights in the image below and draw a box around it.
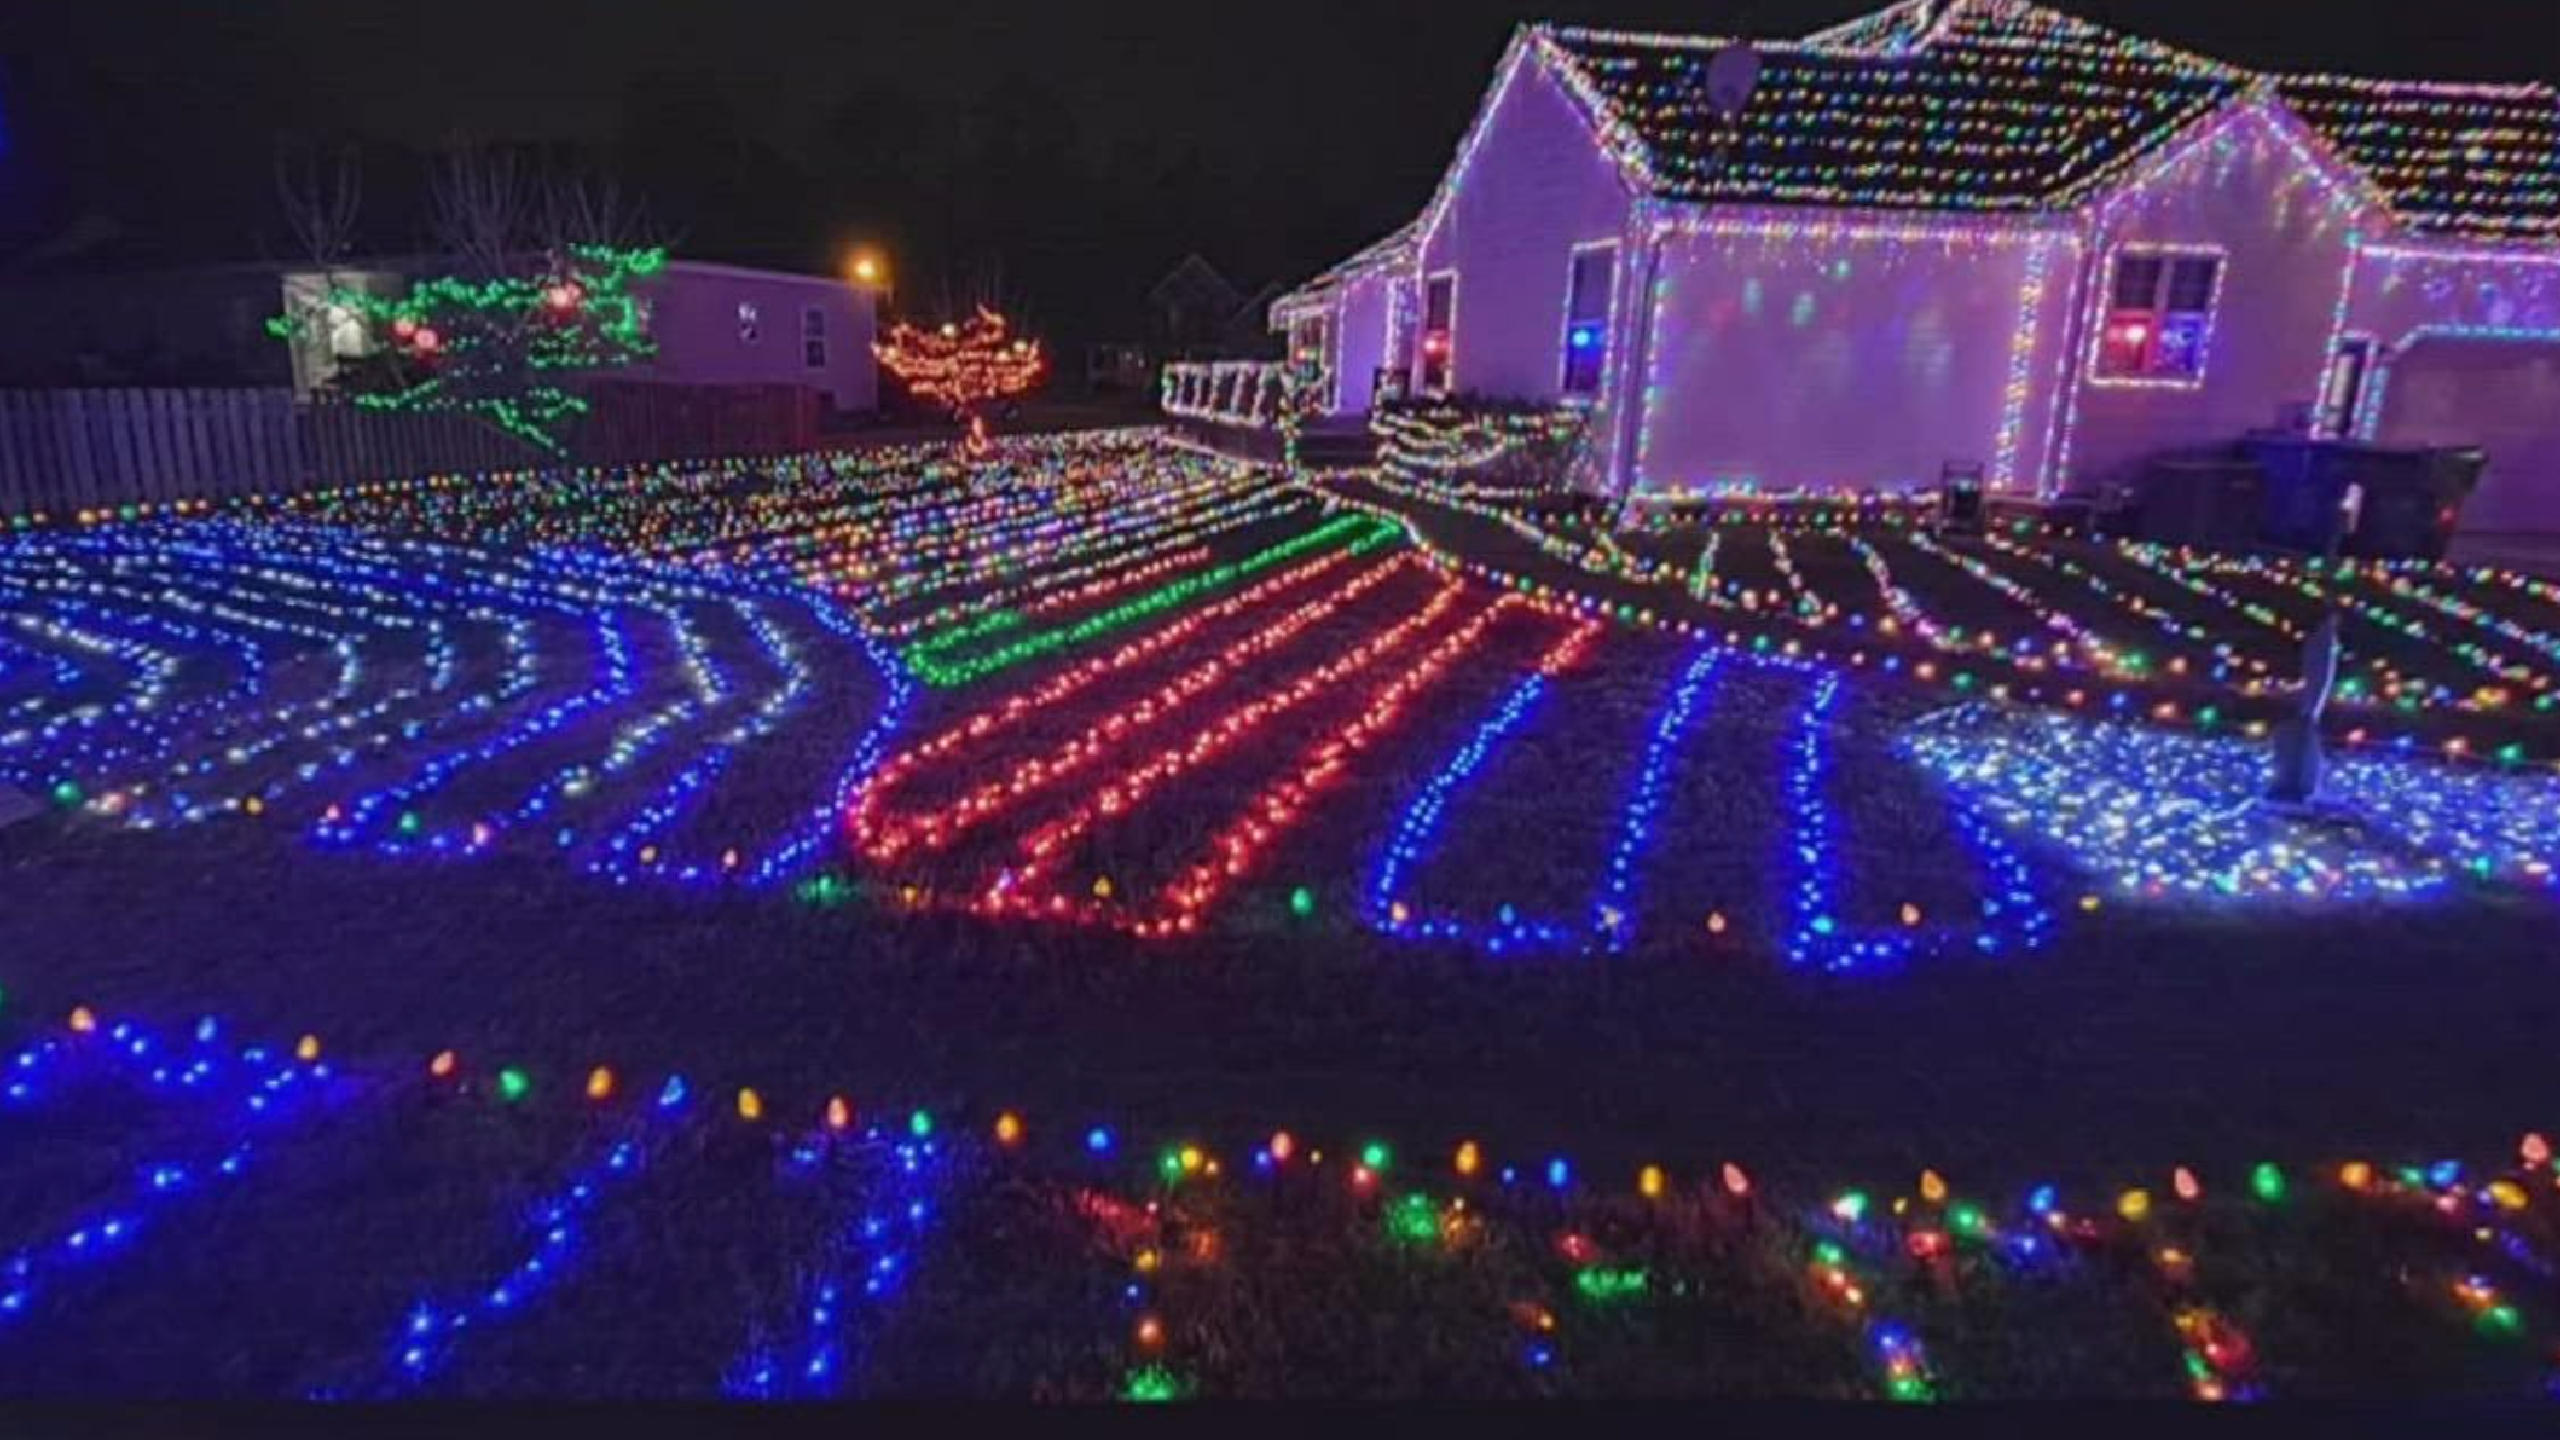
[2,429,2560,1401]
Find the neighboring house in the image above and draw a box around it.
[1146,254,1247,352]
[0,255,878,415]
[1143,254,1279,358]
[1271,0,2560,532]
[628,260,876,414]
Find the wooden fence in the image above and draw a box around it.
[0,384,823,517]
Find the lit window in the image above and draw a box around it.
[1560,245,1615,396]
[803,306,827,368]
[1420,273,1456,395]
[737,301,761,345]
[324,303,369,360]
[2095,251,2222,383]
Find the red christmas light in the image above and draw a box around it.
[874,306,1046,450]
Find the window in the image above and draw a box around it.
[1288,314,1332,408]
[2320,335,2377,438]
[1560,244,1615,396]
[2095,250,2222,383]
[736,300,761,345]
[802,306,827,368]
[1420,273,1456,395]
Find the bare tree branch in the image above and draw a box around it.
[428,142,525,279]
[273,138,362,272]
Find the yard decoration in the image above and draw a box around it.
[873,306,1045,455]
[268,245,666,454]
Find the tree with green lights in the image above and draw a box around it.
[270,148,666,453]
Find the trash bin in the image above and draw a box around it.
[2244,436,2486,560]
[2132,456,2265,551]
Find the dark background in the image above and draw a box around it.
[1,1,2549,348]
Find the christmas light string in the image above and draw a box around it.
[858,552,1417,867]
[339,1076,695,1396]
[845,542,1405,860]
[905,514,1391,687]
[725,1121,948,1398]
[969,577,1486,928]
[1,1002,2555,1396]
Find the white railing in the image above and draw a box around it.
[1158,361,1291,430]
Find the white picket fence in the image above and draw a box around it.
[0,388,519,516]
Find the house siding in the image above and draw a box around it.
[1415,45,1636,404]
[1328,271,1399,417]
[2054,106,2366,492]
[636,264,877,413]
[1633,219,2073,495]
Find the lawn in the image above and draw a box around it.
[1,428,2557,1400]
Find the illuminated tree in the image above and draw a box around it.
[269,148,665,453]
[874,306,1045,451]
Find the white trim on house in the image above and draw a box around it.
[1556,238,1620,401]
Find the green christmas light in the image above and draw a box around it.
[1575,1267,1650,1302]
[1122,1365,1186,1402]
[270,245,666,453]
[2250,1162,2287,1203]
[1386,1195,1442,1245]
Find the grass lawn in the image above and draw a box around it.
[1,430,2557,1399]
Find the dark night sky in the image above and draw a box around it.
[2,1,2551,345]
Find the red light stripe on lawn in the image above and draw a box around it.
[1126,603,1589,936]
[974,577,1479,916]
[860,552,1416,864]
[846,542,1381,843]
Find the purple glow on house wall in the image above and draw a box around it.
[2050,104,2366,494]
[1262,4,2560,530]
[1636,216,2073,496]
[1414,37,1635,405]
[636,262,877,413]
[2341,244,2560,531]
[1328,271,1398,417]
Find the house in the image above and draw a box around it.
[624,260,876,415]
[1144,255,1281,358]
[0,255,878,415]
[1270,0,2560,533]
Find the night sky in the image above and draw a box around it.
[1,0,2549,346]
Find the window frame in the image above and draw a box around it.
[1420,270,1458,397]
[1557,239,1619,401]
[1286,310,1335,412]
[2088,244,2227,389]
[2321,332,2379,439]
[802,305,828,369]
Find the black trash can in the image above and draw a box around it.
[2132,456,2266,551]
[2244,435,2486,560]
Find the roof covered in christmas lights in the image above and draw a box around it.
[2273,74,2560,243]
[1532,0,2560,242]
[1271,224,1418,321]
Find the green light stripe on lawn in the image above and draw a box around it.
[906,513,1395,686]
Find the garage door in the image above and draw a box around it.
[2375,337,2560,536]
